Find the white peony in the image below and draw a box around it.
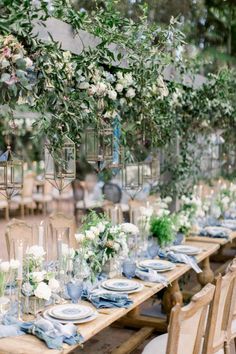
[85,230,96,241]
[48,278,60,292]
[0,262,10,273]
[108,90,117,100]
[96,82,107,96]
[115,83,123,93]
[163,196,172,204]
[126,87,136,98]
[90,226,100,236]
[97,222,106,233]
[26,245,46,259]
[10,259,20,270]
[34,282,52,301]
[120,223,139,235]
[75,233,85,243]
[31,271,46,283]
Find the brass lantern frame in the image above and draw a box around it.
[0,146,24,199]
[45,136,76,192]
[121,162,144,192]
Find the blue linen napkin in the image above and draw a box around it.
[0,304,83,350]
[135,268,168,287]
[200,226,230,238]
[88,290,133,309]
[158,250,202,274]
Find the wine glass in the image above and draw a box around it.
[123,259,136,279]
[66,279,83,304]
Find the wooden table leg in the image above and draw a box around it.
[197,257,214,287]
[162,279,183,320]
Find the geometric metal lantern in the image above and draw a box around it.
[45,136,76,193]
[0,146,24,199]
[83,127,113,171]
[143,151,160,184]
[121,162,143,192]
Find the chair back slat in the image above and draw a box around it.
[22,173,35,198]
[203,258,236,354]
[5,219,34,260]
[167,283,215,354]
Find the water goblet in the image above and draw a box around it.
[122,259,136,279]
[66,279,83,304]
[147,238,159,258]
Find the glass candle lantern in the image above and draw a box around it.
[45,136,76,192]
[143,152,160,183]
[122,162,143,192]
[0,146,23,199]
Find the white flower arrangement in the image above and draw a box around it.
[26,245,46,260]
[34,282,52,301]
[120,223,139,235]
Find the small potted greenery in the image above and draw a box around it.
[150,215,174,248]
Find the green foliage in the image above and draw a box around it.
[150,215,174,247]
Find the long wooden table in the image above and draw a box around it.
[0,241,220,354]
[187,231,236,245]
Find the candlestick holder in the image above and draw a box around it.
[17,278,23,321]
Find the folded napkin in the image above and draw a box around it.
[135,268,168,287]
[158,250,202,274]
[0,305,83,350]
[200,226,230,238]
[88,290,133,309]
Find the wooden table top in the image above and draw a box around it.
[187,231,236,245]
[0,241,220,354]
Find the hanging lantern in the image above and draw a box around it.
[0,146,23,199]
[122,162,143,192]
[143,151,160,183]
[45,136,76,192]
[83,127,113,171]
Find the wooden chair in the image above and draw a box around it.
[203,258,236,354]
[128,199,146,224]
[142,283,215,354]
[5,218,34,260]
[11,172,36,217]
[49,212,77,249]
[0,193,9,220]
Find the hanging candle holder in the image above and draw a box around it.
[0,146,24,199]
[143,151,160,185]
[122,162,144,193]
[83,126,114,171]
[45,136,76,193]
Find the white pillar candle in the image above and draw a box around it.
[38,221,44,247]
[17,241,23,279]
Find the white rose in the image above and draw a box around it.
[124,73,133,86]
[0,262,10,273]
[75,233,85,243]
[90,226,100,236]
[61,244,75,258]
[34,282,52,301]
[126,87,136,98]
[115,83,123,93]
[117,72,123,80]
[31,271,46,283]
[26,245,45,259]
[108,90,117,100]
[97,222,105,233]
[48,278,60,292]
[164,196,172,204]
[96,82,107,96]
[10,259,20,270]
[120,223,139,235]
[85,230,96,240]
[25,57,33,68]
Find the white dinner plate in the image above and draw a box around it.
[44,308,97,324]
[50,304,93,320]
[169,245,201,255]
[102,279,140,291]
[139,259,176,272]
